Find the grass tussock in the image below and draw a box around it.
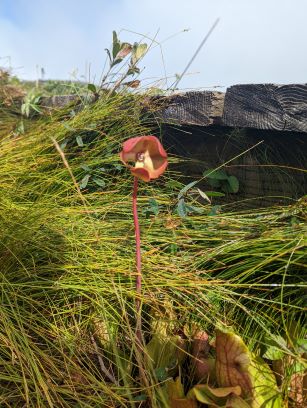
[0,93,306,407]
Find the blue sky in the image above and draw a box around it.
[0,0,306,90]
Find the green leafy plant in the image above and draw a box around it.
[176,181,207,217]
[78,164,106,190]
[204,169,240,194]
[143,198,160,218]
[102,31,147,90]
[21,90,42,117]
[175,179,227,217]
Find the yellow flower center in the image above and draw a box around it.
[134,150,155,173]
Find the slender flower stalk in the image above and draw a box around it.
[132,175,149,389]
[132,176,142,347]
[120,135,168,388]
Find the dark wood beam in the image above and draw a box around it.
[37,83,307,133]
[222,84,307,133]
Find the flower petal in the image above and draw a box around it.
[145,157,168,179]
[131,167,151,182]
[121,137,147,157]
[145,136,167,159]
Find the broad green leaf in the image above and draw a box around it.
[112,31,121,59]
[148,198,159,215]
[208,178,222,188]
[63,123,74,131]
[146,333,186,373]
[178,181,198,199]
[79,174,90,189]
[60,139,68,150]
[33,95,41,104]
[155,366,168,381]
[30,104,42,114]
[263,346,284,361]
[262,334,288,359]
[289,360,306,375]
[80,164,91,172]
[87,83,97,93]
[295,338,307,354]
[92,177,106,188]
[265,334,288,349]
[223,176,239,193]
[112,30,118,44]
[177,199,187,217]
[170,243,178,255]
[143,198,160,218]
[251,357,284,408]
[146,318,186,377]
[131,43,147,64]
[204,169,228,180]
[204,190,225,198]
[76,135,84,147]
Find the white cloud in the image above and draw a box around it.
[0,0,306,89]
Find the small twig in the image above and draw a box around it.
[90,335,119,385]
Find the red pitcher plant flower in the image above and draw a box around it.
[120,135,168,182]
[119,135,167,386]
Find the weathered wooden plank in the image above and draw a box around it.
[153,91,225,126]
[222,84,307,133]
[36,84,307,133]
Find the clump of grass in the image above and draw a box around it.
[0,90,306,406]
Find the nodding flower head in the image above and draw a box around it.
[120,136,168,182]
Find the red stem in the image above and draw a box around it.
[132,176,142,346]
[132,177,150,391]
